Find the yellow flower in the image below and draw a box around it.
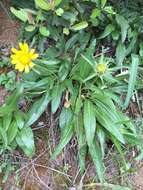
[11,42,39,73]
[96,63,106,74]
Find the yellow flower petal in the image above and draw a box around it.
[19,42,29,52]
[11,48,18,54]
[11,42,38,73]
[11,60,17,64]
[25,65,30,73]
[11,55,17,59]
[15,64,25,72]
[29,62,35,68]
[31,53,39,60]
[19,42,23,49]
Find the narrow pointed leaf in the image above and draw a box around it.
[123,54,139,109]
[89,142,105,183]
[84,100,96,146]
[51,124,73,159]
[26,93,50,126]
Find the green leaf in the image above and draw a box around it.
[34,0,51,10]
[7,121,18,144]
[104,6,115,14]
[84,100,96,146]
[111,135,127,168]
[116,14,129,43]
[55,8,64,16]
[123,132,142,145]
[116,42,126,66]
[63,28,70,35]
[99,24,115,39]
[76,54,94,81]
[89,142,105,183]
[95,106,125,144]
[71,21,88,31]
[126,31,137,56]
[39,26,50,37]
[65,33,79,51]
[10,7,28,22]
[35,0,61,11]
[112,30,120,40]
[3,114,12,131]
[75,113,87,173]
[25,25,36,32]
[0,122,7,147]
[75,97,83,114]
[97,127,105,158]
[51,124,73,159]
[139,42,143,56]
[16,127,35,157]
[90,8,101,19]
[59,108,72,128]
[54,0,62,7]
[26,93,50,126]
[15,112,25,129]
[101,0,107,8]
[123,54,139,109]
[0,84,24,116]
[51,85,62,113]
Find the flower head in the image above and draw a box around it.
[11,42,38,73]
[96,63,107,74]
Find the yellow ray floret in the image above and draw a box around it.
[11,42,39,73]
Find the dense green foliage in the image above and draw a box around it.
[0,0,143,185]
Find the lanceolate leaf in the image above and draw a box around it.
[95,106,125,144]
[123,54,139,109]
[116,14,129,43]
[101,0,107,8]
[97,126,105,158]
[7,121,18,144]
[99,24,115,39]
[26,93,50,126]
[71,21,88,31]
[16,127,35,157]
[3,114,12,131]
[51,124,74,159]
[84,100,96,146]
[51,84,63,114]
[59,108,72,129]
[116,42,126,66]
[0,121,7,147]
[15,112,25,129]
[75,113,87,173]
[65,34,79,51]
[110,135,127,168]
[89,142,105,183]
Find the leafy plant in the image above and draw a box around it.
[0,84,35,157]
[1,0,143,186]
[0,71,16,91]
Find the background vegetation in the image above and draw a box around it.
[0,0,143,189]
